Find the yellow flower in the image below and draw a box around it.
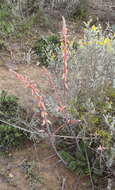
[104,38,110,45]
[51,53,56,60]
[83,41,88,46]
[99,41,104,46]
[91,25,97,31]
[95,40,99,45]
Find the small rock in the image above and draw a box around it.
[9,173,14,178]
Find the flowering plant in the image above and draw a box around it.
[11,18,115,190]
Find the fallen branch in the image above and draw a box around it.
[0,119,96,140]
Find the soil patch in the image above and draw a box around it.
[0,142,90,190]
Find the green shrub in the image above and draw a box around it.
[0,90,30,122]
[70,0,88,20]
[17,13,38,34]
[34,34,79,67]
[0,124,27,151]
[0,39,5,50]
[34,35,61,66]
[0,4,15,36]
[0,90,19,118]
[58,87,115,189]
[59,141,91,175]
[0,91,29,151]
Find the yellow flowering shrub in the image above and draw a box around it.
[77,19,115,93]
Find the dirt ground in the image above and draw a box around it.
[0,141,91,190]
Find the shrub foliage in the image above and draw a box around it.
[0,91,29,151]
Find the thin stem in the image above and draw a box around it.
[0,119,96,140]
[84,145,94,190]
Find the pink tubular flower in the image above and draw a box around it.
[62,16,69,91]
[67,119,81,125]
[97,145,106,152]
[57,105,66,113]
[11,70,51,126]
